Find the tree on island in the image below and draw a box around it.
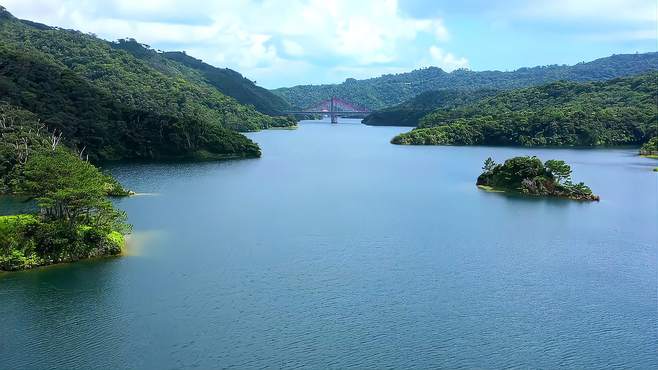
[640,137,658,156]
[17,150,128,233]
[482,157,496,172]
[544,159,572,184]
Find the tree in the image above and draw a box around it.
[640,136,658,155]
[482,157,497,172]
[15,149,126,231]
[544,159,572,184]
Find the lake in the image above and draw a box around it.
[1,119,657,369]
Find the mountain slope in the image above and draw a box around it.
[0,7,275,161]
[273,52,658,110]
[112,39,293,116]
[162,50,292,116]
[391,72,658,147]
[362,89,498,127]
[0,45,259,160]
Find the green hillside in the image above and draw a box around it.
[0,7,285,161]
[112,39,293,116]
[391,72,658,147]
[362,89,498,127]
[162,50,292,116]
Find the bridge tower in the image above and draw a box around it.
[330,96,338,124]
[282,97,369,122]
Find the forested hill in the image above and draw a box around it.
[391,72,658,147]
[273,52,658,110]
[113,39,292,116]
[362,89,498,127]
[0,7,291,161]
[162,51,292,115]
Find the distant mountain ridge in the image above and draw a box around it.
[273,52,658,110]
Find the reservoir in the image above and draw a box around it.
[1,119,657,368]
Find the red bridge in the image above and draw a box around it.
[285,97,371,124]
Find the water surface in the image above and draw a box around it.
[2,119,657,368]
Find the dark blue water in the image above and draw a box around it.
[2,119,657,369]
[0,196,36,216]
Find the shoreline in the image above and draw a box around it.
[477,185,600,202]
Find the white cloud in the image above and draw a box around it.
[433,19,450,41]
[428,46,469,71]
[1,0,464,87]
[281,40,304,57]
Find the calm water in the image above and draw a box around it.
[1,119,657,369]
[0,196,36,216]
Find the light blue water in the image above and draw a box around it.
[1,119,657,368]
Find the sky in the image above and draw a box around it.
[3,0,657,88]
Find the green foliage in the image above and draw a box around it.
[0,104,132,271]
[392,73,658,147]
[274,52,658,110]
[640,136,658,155]
[482,157,496,172]
[0,104,130,194]
[0,214,40,270]
[477,156,599,201]
[0,147,131,271]
[363,89,498,126]
[157,48,293,115]
[112,40,296,123]
[544,160,572,184]
[0,10,267,161]
[106,230,125,249]
[14,150,126,231]
[0,105,50,190]
[0,214,125,271]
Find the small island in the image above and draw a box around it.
[640,137,658,171]
[477,156,599,201]
[640,137,658,158]
[1,106,131,271]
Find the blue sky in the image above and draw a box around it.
[4,0,656,88]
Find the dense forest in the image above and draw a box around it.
[113,39,294,117]
[391,72,658,147]
[0,105,130,270]
[362,89,498,126]
[0,7,290,162]
[477,156,599,201]
[161,50,293,116]
[274,52,658,110]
